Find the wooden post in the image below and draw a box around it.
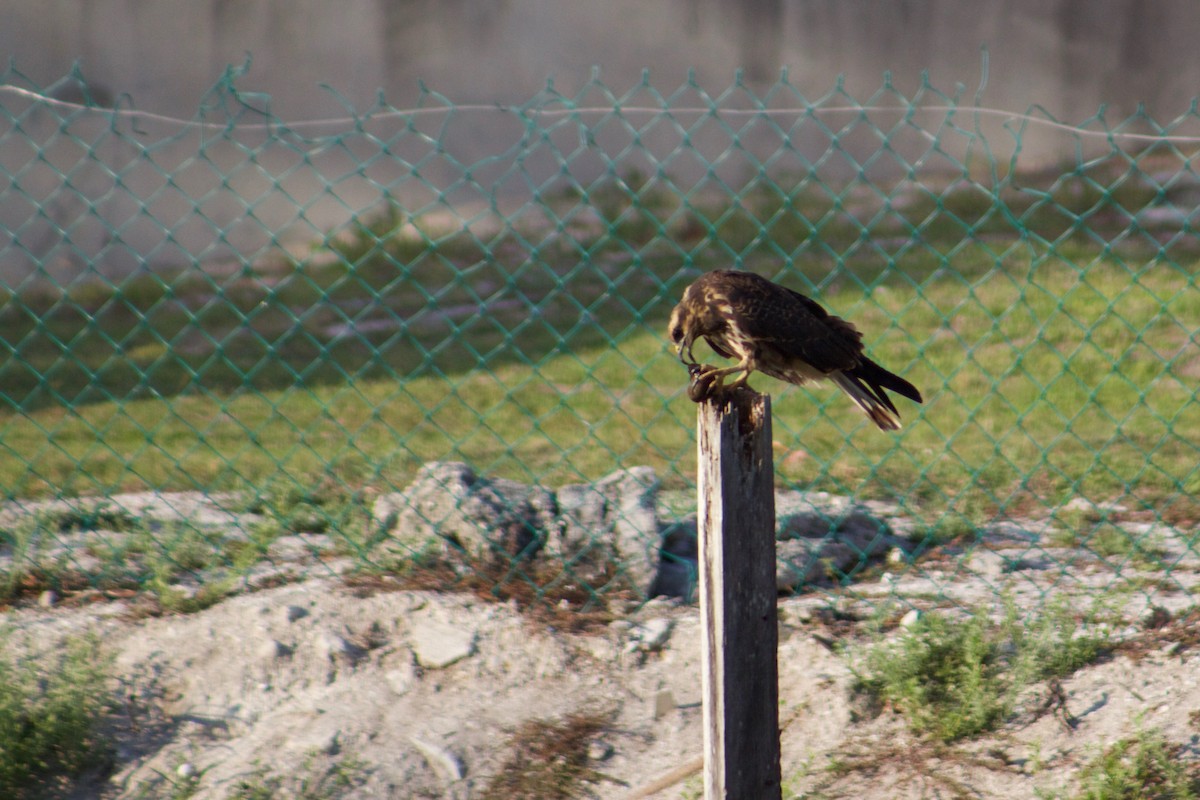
[697,388,781,800]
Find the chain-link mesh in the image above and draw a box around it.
[1,64,1197,619]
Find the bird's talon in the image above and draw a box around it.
[687,364,725,403]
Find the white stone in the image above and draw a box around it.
[385,661,417,695]
[409,736,465,782]
[628,618,674,653]
[410,618,475,669]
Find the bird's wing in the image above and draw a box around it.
[731,280,863,372]
[706,338,737,359]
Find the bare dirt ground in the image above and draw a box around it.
[6,492,1200,800]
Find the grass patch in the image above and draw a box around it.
[0,253,1194,524]
[0,502,266,612]
[1048,504,1171,569]
[225,753,369,800]
[852,598,1110,742]
[1049,521,1169,568]
[0,633,113,799]
[482,708,616,800]
[0,169,1197,538]
[1042,729,1200,799]
[239,476,371,548]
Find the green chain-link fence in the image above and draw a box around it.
[1,64,1197,618]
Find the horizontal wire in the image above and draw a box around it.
[4,82,1200,144]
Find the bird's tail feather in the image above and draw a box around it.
[830,371,904,431]
[854,358,923,404]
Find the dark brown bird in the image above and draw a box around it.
[668,270,922,430]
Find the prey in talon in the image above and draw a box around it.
[668,270,923,429]
[686,362,728,403]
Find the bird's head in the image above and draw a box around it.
[668,301,697,365]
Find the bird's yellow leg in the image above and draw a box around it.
[688,360,753,402]
[695,362,751,390]
[726,365,753,390]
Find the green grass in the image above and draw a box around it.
[0,633,113,799]
[225,753,369,800]
[1040,729,1200,799]
[852,598,1110,742]
[0,502,252,610]
[0,173,1197,541]
[1,248,1196,529]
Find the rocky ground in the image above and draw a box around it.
[4,480,1200,799]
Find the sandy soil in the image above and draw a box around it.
[5,492,1200,799]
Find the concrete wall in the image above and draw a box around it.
[7,0,1200,121]
[4,1,1200,279]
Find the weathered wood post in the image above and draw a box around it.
[697,387,781,800]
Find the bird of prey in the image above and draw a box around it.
[668,270,922,430]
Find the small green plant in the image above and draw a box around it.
[37,502,141,534]
[912,512,981,549]
[149,576,238,615]
[0,505,144,605]
[1060,729,1200,799]
[852,598,1109,742]
[0,633,114,799]
[228,753,368,800]
[679,773,703,799]
[1050,516,1168,569]
[241,478,367,542]
[855,610,1010,741]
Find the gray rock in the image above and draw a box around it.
[369,463,919,599]
[553,483,615,570]
[555,466,661,590]
[778,506,891,551]
[376,462,556,563]
[776,539,860,589]
[648,519,698,600]
[599,467,661,567]
[982,520,1043,543]
[774,499,903,592]
[660,490,907,594]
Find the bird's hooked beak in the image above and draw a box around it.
[674,337,696,366]
[668,304,697,365]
